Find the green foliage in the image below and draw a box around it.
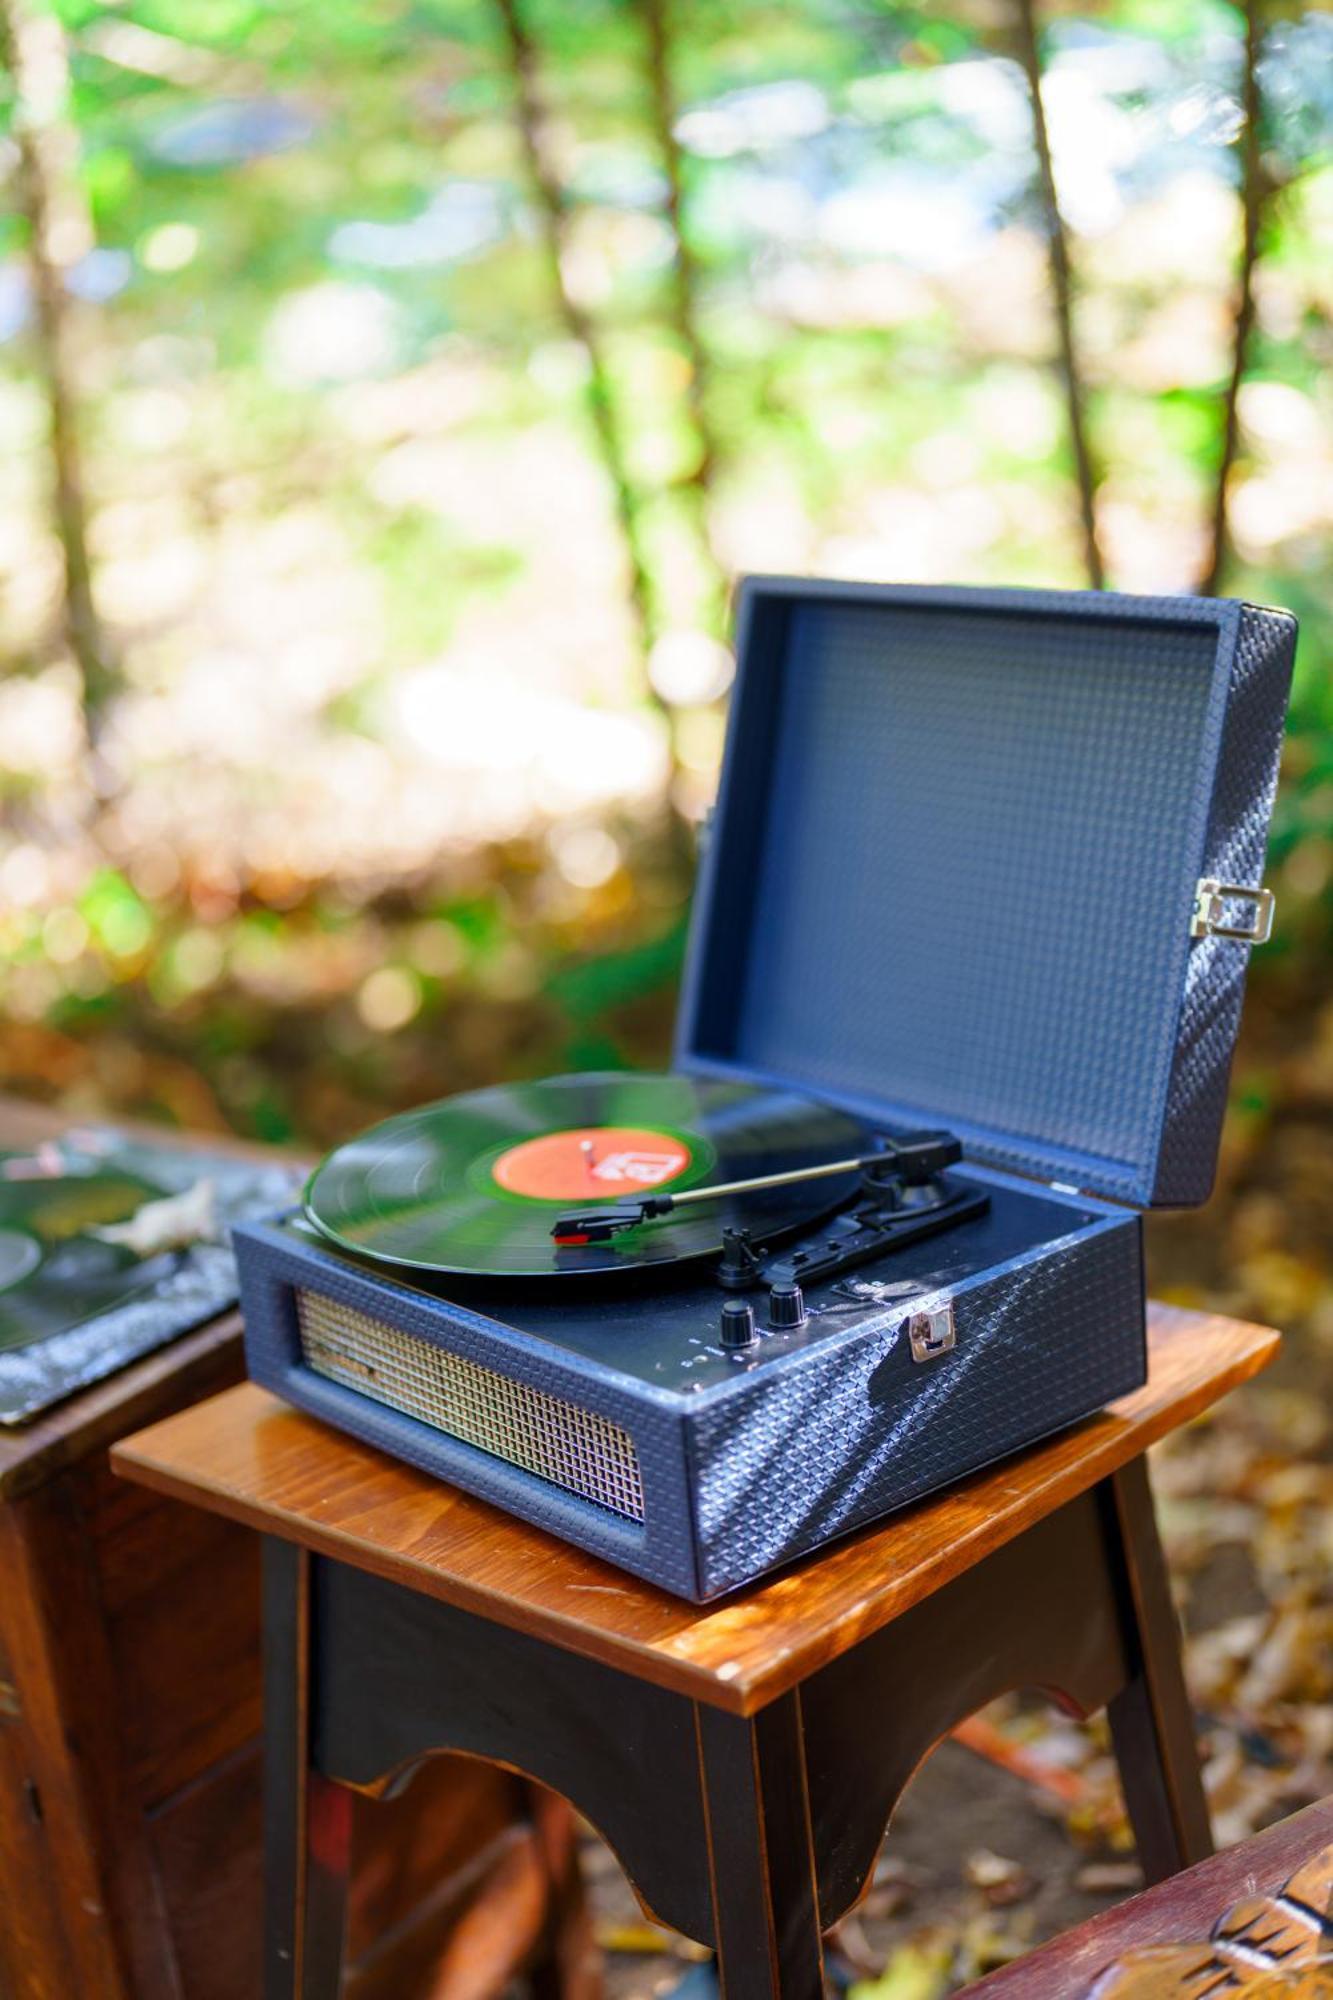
[0,0,1328,1161]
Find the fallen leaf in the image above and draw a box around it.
[964,1849,1033,1907]
[1074,1860,1144,1895]
[92,1177,218,1255]
[594,1922,676,1956]
[848,1934,954,2000]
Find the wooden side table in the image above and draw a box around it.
[0,1100,591,2000]
[114,1306,1278,2000]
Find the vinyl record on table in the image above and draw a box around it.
[0,1163,176,1354]
[304,1072,869,1279]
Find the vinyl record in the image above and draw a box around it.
[304,1072,868,1278]
[0,1162,177,1355]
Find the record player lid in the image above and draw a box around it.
[675,578,1296,1208]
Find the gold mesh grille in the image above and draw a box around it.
[295,1291,645,1524]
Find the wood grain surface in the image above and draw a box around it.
[959,1798,1333,1998]
[113,1305,1278,1716]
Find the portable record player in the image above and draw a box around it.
[237,579,1296,1600]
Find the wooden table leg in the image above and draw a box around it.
[1103,1458,1213,1881]
[0,1501,147,2000]
[263,1540,351,2000]
[300,1558,717,1957]
[801,1467,1209,1922]
[527,1781,603,2000]
[696,1694,825,2000]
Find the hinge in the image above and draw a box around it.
[0,1681,20,1721]
[1191,879,1275,946]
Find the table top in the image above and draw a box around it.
[112,1304,1277,1714]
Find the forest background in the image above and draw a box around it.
[1,0,1331,1984]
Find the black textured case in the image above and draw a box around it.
[678,584,1297,1208]
[239,1169,1144,1600]
[240,581,1296,1599]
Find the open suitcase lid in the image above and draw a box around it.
[675,578,1296,1208]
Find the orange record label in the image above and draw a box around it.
[491,1127,692,1202]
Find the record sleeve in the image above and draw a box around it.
[0,1129,302,1425]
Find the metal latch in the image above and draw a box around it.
[906,1304,955,1363]
[1191,879,1275,945]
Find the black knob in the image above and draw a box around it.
[767,1280,807,1330]
[720,1299,758,1352]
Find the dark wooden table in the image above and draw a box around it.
[0,1099,592,2000]
[114,1305,1278,1999]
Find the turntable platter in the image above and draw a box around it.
[303,1072,868,1279]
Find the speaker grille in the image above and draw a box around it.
[295,1291,645,1524]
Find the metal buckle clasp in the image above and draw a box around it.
[907,1305,955,1363]
[1190,879,1275,946]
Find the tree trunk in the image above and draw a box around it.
[1013,0,1105,591]
[492,0,695,850]
[492,0,657,653]
[0,0,116,731]
[638,0,717,498]
[637,0,729,641]
[1197,0,1266,597]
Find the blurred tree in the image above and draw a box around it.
[0,0,1326,1150]
[492,0,658,652]
[1199,0,1268,597]
[637,0,719,498]
[0,0,115,733]
[1011,0,1104,590]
